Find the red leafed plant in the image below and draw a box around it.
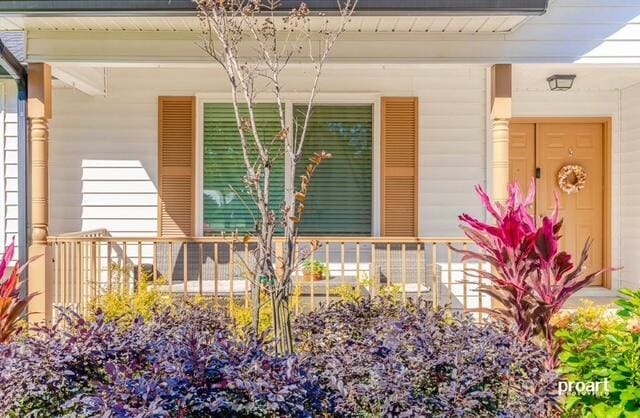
[453,179,609,368]
[0,239,36,343]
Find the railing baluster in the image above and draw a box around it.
[78,241,83,313]
[54,242,60,314]
[386,243,391,288]
[478,250,484,322]
[244,243,249,309]
[107,241,113,292]
[447,244,453,308]
[152,241,158,284]
[168,242,173,294]
[122,240,128,294]
[92,241,98,301]
[137,241,142,289]
[62,242,68,308]
[199,243,204,296]
[417,243,422,299]
[370,242,376,297]
[462,242,468,312]
[294,242,300,315]
[325,242,330,304]
[83,242,89,314]
[309,245,315,309]
[355,242,360,295]
[230,243,235,309]
[340,242,345,288]
[431,242,438,309]
[214,242,219,304]
[401,243,406,303]
[183,242,188,296]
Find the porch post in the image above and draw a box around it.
[490,64,512,203]
[27,63,53,323]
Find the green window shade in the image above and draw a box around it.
[203,103,284,235]
[294,105,373,236]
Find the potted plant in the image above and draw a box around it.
[303,260,328,281]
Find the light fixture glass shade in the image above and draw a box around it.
[547,74,576,91]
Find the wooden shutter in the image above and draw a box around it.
[381,97,419,236]
[158,97,195,236]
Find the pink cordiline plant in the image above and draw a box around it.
[0,239,37,343]
[453,179,610,369]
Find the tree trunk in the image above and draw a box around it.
[271,283,293,354]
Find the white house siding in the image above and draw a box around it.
[0,80,19,261]
[621,83,640,291]
[49,65,487,238]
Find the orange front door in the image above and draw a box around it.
[510,121,605,285]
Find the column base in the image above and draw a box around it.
[27,243,53,324]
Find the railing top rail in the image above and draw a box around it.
[47,235,473,244]
[56,228,110,238]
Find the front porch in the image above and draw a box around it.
[21,61,640,320]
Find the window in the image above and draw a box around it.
[201,102,373,236]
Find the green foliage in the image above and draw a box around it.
[558,290,640,417]
[617,288,640,319]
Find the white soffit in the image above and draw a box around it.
[0,15,527,33]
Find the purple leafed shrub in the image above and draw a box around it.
[0,302,330,417]
[1,298,562,417]
[295,297,560,417]
[454,179,608,368]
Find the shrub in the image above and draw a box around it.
[295,297,560,417]
[558,290,640,417]
[90,272,170,325]
[453,179,608,368]
[0,301,331,417]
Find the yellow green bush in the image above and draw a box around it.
[91,265,171,324]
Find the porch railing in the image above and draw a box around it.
[46,234,490,319]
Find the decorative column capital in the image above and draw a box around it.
[28,63,52,119]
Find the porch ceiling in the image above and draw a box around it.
[0,15,528,34]
[514,64,640,91]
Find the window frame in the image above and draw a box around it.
[195,93,381,237]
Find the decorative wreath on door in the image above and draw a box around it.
[557,164,587,195]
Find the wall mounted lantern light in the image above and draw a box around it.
[547,74,576,91]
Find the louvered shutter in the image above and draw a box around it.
[381,97,419,236]
[202,103,284,235]
[294,105,373,236]
[158,97,195,236]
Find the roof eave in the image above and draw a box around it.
[0,0,549,17]
[0,40,26,81]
